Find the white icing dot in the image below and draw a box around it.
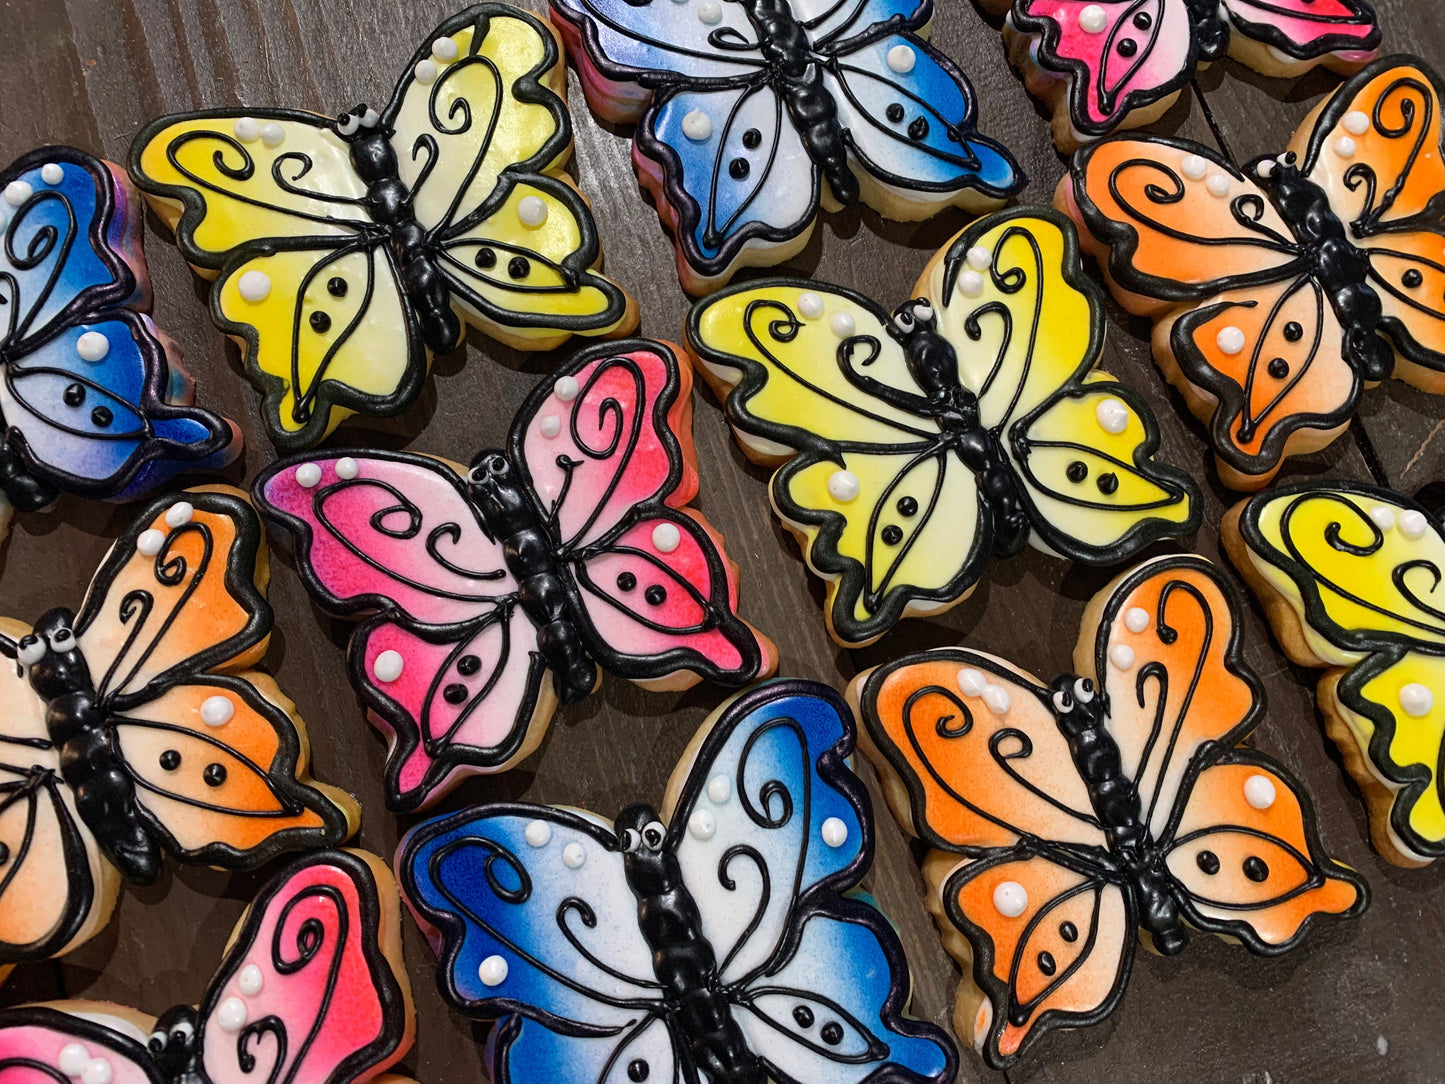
[59,1045,89,1077]
[217,997,248,1032]
[260,123,286,148]
[798,292,825,319]
[554,375,580,401]
[137,528,166,556]
[40,163,64,185]
[539,414,562,438]
[1181,154,1209,181]
[957,668,987,697]
[1078,3,1108,32]
[200,695,235,726]
[165,501,194,528]
[821,816,849,848]
[562,842,586,868]
[295,463,323,488]
[689,809,717,840]
[1206,174,1231,198]
[237,270,272,302]
[414,58,439,83]
[959,270,985,298]
[1257,159,1277,179]
[1110,643,1136,670]
[698,0,723,22]
[682,109,713,141]
[1216,326,1246,355]
[830,311,856,338]
[238,963,264,995]
[525,820,552,847]
[1400,683,1434,717]
[652,522,682,553]
[517,195,549,227]
[373,649,405,683]
[1095,398,1129,434]
[4,180,33,206]
[886,44,915,74]
[1244,773,1277,810]
[827,469,860,502]
[1369,506,1396,531]
[76,330,110,362]
[966,246,992,271]
[335,456,359,480]
[432,36,460,61]
[1334,136,1357,158]
[982,684,1011,715]
[1400,510,1430,540]
[234,117,260,142]
[478,955,509,986]
[993,880,1029,917]
[81,1061,111,1084]
[707,774,731,804]
[1343,110,1370,135]
[1124,606,1150,634]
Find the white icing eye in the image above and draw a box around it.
[169,1019,193,1042]
[47,627,75,652]
[336,113,361,136]
[893,309,915,332]
[359,107,380,129]
[1051,689,1073,714]
[1073,677,1095,703]
[912,301,933,322]
[1256,159,1277,179]
[620,828,641,853]
[146,1032,166,1053]
[642,820,666,851]
[16,636,45,667]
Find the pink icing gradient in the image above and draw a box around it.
[1223,0,1378,47]
[0,1025,153,1084]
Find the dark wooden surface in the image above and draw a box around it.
[1,1,1442,1081]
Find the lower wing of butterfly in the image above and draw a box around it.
[1221,0,1379,71]
[0,1006,165,1084]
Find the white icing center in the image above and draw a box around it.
[965,245,992,271]
[982,684,1011,715]
[295,463,323,488]
[554,375,580,401]
[1400,683,1434,718]
[373,649,405,683]
[260,123,286,148]
[562,842,586,868]
[1095,398,1129,434]
[239,963,265,995]
[1110,643,1136,670]
[1206,174,1231,198]
[993,880,1029,917]
[478,955,509,986]
[886,44,915,73]
[827,469,861,502]
[1181,154,1209,181]
[517,195,549,227]
[217,997,248,1032]
[237,270,272,302]
[137,528,166,556]
[689,809,717,840]
[41,163,64,185]
[830,311,856,338]
[707,774,731,804]
[1124,606,1150,633]
[959,270,985,298]
[1369,506,1396,531]
[3,180,32,206]
[957,668,987,697]
[76,330,110,362]
[652,522,682,552]
[698,0,723,22]
[1343,110,1370,135]
[1216,326,1246,355]
[820,816,848,848]
[1400,510,1430,540]
[335,456,359,480]
[798,292,825,319]
[539,414,562,439]
[1243,773,1277,810]
[432,36,460,61]
[234,117,260,142]
[414,58,439,83]
[1334,136,1357,158]
[1078,4,1107,32]
[201,695,235,726]
[165,501,194,528]
[525,820,552,847]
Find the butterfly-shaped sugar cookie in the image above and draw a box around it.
[549,0,1025,294]
[130,4,637,451]
[1225,481,1445,868]
[1061,55,1445,490]
[985,0,1380,150]
[254,339,776,812]
[0,848,415,1084]
[0,487,358,972]
[399,679,956,1084]
[0,147,240,549]
[852,554,1367,1067]
[686,205,1200,647]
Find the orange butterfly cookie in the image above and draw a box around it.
[850,554,1366,1067]
[0,487,359,978]
[1059,55,1445,490]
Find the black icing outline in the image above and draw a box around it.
[0,1006,165,1084]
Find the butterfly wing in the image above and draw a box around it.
[1221,0,1379,70]
[0,1006,164,1084]
[195,849,414,1084]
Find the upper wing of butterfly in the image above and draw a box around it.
[195,849,414,1084]
[1222,0,1379,63]
[0,1006,164,1084]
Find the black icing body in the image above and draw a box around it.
[147,1005,203,1084]
[0,439,58,514]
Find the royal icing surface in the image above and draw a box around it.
[253,340,777,812]
[853,554,1366,1067]
[398,680,955,1084]
[129,5,636,450]
[686,206,1199,647]
[0,146,240,549]
[1061,56,1445,489]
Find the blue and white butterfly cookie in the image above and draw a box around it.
[399,678,957,1084]
[550,0,1025,293]
[0,147,241,550]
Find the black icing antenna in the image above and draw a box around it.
[0,632,16,659]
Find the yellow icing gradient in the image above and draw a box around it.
[1358,654,1445,843]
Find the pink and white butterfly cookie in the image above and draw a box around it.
[982,0,1381,150]
[253,339,778,812]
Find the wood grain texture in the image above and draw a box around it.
[0,1,1440,1082]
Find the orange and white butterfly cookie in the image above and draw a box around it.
[0,486,359,979]
[1059,54,1445,490]
[850,554,1366,1068]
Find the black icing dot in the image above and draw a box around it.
[1132,11,1152,29]
[729,157,750,180]
[444,683,468,705]
[310,311,332,334]
[1196,850,1220,875]
[159,750,181,772]
[1060,921,1078,943]
[617,571,637,592]
[1283,321,1304,342]
[91,406,113,428]
[742,128,762,150]
[1243,856,1269,882]
[508,256,530,279]
[821,1022,843,1046]
[793,1006,814,1028]
[1097,472,1119,495]
[1404,269,1425,289]
[1268,357,1290,379]
[1066,460,1088,483]
[327,276,348,298]
[645,584,667,606]
[0,843,9,866]
[627,1060,649,1082]
[908,116,929,141]
[1037,951,1057,976]
[63,382,85,407]
[1117,38,1138,57]
[886,103,905,124]
[203,763,227,787]
[881,524,904,546]
[897,496,919,517]
[476,248,497,269]
[457,654,481,676]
